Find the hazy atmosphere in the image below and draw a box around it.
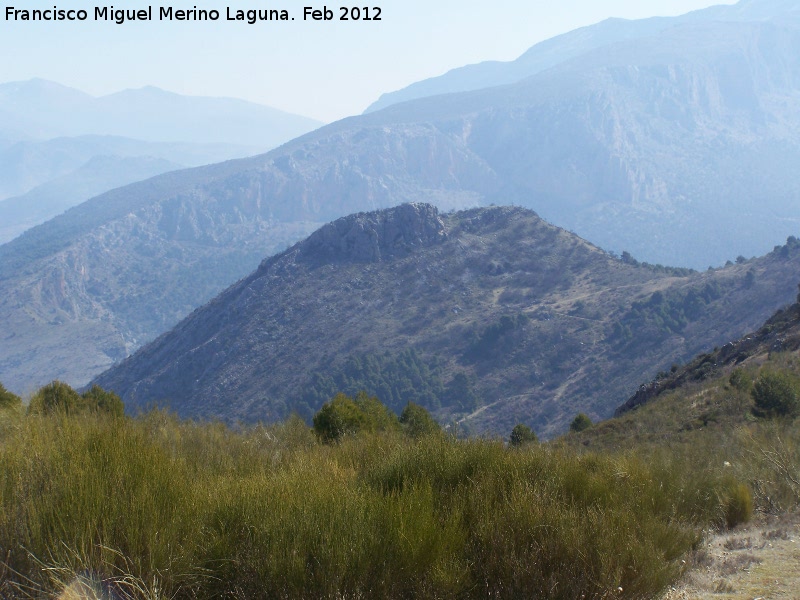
[4,0,800,598]
[1,0,735,121]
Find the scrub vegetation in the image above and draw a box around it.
[1,379,789,600]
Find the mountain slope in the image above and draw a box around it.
[0,80,323,240]
[0,154,181,243]
[360,16,800,267]
[617,284,800,417]
[0,134,263,201]
[92,204,800,437]
[365,0,800,112]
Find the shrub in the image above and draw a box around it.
[723,483,754,529]
[509,424,538,446]
[313,391,399,442]
[399,402,440,438]
[751,370,800,418]
[570,413,593,433]
[27,382,124,417]
[729,368,752,392]
[82,385,125,418]
[0,382,21,409]
[0,411,756,600]
[27,380,83,415]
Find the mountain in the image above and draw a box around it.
[5,0,800,393]
[0,80,323,241]
[0,135,271,242]
[566,281,800,452]
[0,134,265,201]
[357,11,800,268]
[0,155,181,243]
[0,79,323,147]
[92,204,800,437]
[0,155,327,395]
[365,0,800,113]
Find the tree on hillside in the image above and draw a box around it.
[509,424,538,447]
[570,413,593,433]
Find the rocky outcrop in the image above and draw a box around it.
[616,299,800,416]
[297,203,447,265]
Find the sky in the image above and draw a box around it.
[0,0,737,122]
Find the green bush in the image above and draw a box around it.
[27,380,83,415]
[0,382,21,409]
[399,402,441,438]
[723,482,754,529]
[313,391,399,442]
[82,385,125,418]
[28,381,124,417]
[729,368,753,392]
[570,413,593,433]
[0,411,757,600]
[509,423,538,446]
[751,370,800,418]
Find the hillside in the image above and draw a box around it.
[565,282,800,451]
[0,158,325,394]
[5,0,800,392]
[617,293,800,417]
[0,154,181,243]
[93,204,800,437]
[0,133,262,203]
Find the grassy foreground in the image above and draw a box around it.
[0,405,761,600]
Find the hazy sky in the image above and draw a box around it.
[1,0,737,122]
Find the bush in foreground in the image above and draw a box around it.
[0,409,756,600]
[27,381,124,417]
[0,382,21,409]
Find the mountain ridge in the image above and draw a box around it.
[92,204,800,437]
[0,78,323,146]
[365,0,800,113]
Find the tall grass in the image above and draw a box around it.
[0,409,754,599]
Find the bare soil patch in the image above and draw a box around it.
[662,513,800,599]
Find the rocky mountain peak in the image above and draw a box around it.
[295,203,447,265]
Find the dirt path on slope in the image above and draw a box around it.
[662,513,800,600]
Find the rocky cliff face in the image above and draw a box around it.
[296,203,447,265]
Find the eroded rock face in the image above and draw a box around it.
[298,203,447,264]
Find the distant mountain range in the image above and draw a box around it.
[0,80,323,242]
[366,0,800,112]
[92,204,800,437]
[0,79,323,147]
